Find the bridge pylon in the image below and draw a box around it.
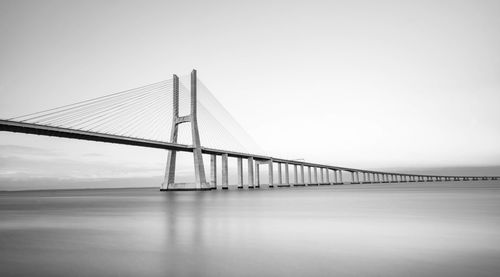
[160,69,211,191]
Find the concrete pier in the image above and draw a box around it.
[256,163,260,188]
[237,157,243,189]
[307,166,312,185]
[280,163,290,187]
[248,157,254,188]
[277,163,282,186]
[284,163,290,187]
[210,154,217,189]
[299,165,305,185]
[222,153,228,189]
[294,165,298,186]
[268,160,274,188]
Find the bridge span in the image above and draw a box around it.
[1,70,498,190]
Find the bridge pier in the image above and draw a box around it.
[298,164,305,186]
[237,157,243,189]
[306,166,311,185]
[318,168,325,185]
[284,163,290,187]
[294,165,299,186]
[210,154,217,189]
[268,160,274,188]
[277,163,283,186]
[248,157,254,188]
[256,163,260,188]
[312,167,319,186]
[222,154,229,189]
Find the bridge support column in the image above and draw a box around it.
[300,164,305,185]
[210,154,217,189]
[326,169,331,184]
[222,154,229,189]
[256,163,260,188]
[294,165,298,186]
[268,160,274,188]
[277,163,282,186]
[248,157,254,188]
[284,163,290,187]
[314,168,319,185]
[319,168,324,185]
[237,157,243,189]
[307,166,312,185]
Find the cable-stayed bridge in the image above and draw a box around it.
[1,70,498,190]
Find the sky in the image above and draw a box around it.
[1,0,500,190]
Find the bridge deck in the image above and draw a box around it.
[1,119,497,179]
[0,119,193,152]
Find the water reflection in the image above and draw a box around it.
[1,182,500,277]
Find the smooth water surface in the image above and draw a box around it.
[1,182,500,276]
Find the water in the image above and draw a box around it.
[1,182,500,277]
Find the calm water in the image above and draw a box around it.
[1,182,500,277]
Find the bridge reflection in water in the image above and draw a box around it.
[1,182,500,276]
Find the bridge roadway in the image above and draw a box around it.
[1,119,498,184]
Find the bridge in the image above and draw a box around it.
[1,70,498,190]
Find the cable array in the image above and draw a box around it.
[9,79,175,142]
[7,74,264,154]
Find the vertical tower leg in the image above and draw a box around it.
[161,75,179,191]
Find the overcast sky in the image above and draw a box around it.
[1,0,500,189]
